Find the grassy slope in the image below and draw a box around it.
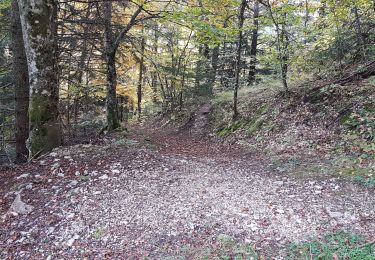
[211,76,375,184]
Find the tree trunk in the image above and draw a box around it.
[151,23,159,103]
[104,1,119,130]
[233,0,247,120]
[280,21,289,92]
[248,0,259,85]
[208,45,219,87]
[353,6,365,57]
[11,0,29,163]
[105,53,120,130]
[137,36,145,121]
[18,0,61,157]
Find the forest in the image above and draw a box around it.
[0,0,375,258]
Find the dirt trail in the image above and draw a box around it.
[0,127,374,259]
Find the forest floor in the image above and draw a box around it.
[1,125,375,259]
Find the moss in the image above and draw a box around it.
[246,117,265,135]
[340,112,352,125]
[29,95,57,124]
[28,94,60,157]
[29,121,60,157]
[107,108,120,130]
[26,2,52,39]
[217,120,245,137]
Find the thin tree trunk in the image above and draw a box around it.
[248,0,259,85]
[208,45,219,87]
[137,35,145,121]
[104,1,119,130]
[11,0,29,163]
[151,23,159,103]
[280,20,289,92]
[353,6,365,57]
[18,0,61,157]
[233,0,247,120]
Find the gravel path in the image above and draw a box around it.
[1,132,374,259]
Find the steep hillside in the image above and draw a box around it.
[211,74,375,184]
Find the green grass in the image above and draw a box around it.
[91,228,106,240]
[353,176,375,187]
[213,78,282,105]
[287,232,375,260]
[217,120,246,137]
[201,234,258,260]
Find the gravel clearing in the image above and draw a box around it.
[1,133,374,259]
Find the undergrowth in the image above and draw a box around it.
[287,232,375,260]
[212,76,375,183]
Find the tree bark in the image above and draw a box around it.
[248,0,259,85]
[11,0,29,163]
[233,0,247,120]
[105,52,120,130]
[137,34,145,121]
[208,45,219,87]
[151,23,159,103]
[18,0,61,157]
[104,1,120,130]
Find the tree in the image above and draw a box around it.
[18,0,61,157]
[264,0,295,92]
[103,1,121,130]
[137,29,145,120]
[247,0,260,85]
[233,0,247,119]
[11,0,29,162]
[102,1,155,130]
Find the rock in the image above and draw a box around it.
[39,160,47,165]
[249,223,258,232]
[90,171,98,177]
[49,152,58,157]
[275,208,285,214]
[51,163,60,170]
[47,227,55,234]
[112,169,120,174]
[57,172,64,177]
[326,208,343,219]
[99,174,109,180]
[274,181,284,186]
[16,173,30,179]
[66,234,79,247]
[70,180,78,186]
[10,194,34,214]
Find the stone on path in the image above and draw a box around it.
[10,194,34,214]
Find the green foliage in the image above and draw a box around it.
[246,117,265,136]
[202,234,258,260]
[113,138,138,147]
[341,102,375,156]
[217,120,245,137]
[287,232,375,260]
[91,228,105,240]
[0,0,11,12]
[353,175,375,187]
